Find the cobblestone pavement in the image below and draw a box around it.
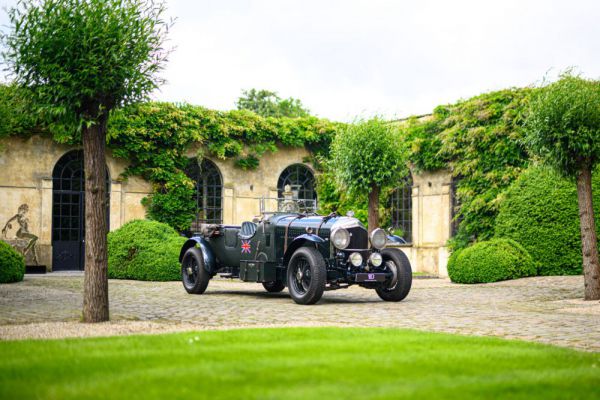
[1,274,600,351]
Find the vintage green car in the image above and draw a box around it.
[180,195,412,305]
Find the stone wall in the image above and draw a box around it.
[0,136,313,270]
[0,135,452,276]
[0,135,153,270]
[410,169,452,277]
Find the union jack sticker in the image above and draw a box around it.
[241,240,251,254]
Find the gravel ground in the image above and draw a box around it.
[1,274,599,351]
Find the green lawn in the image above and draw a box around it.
[1,328,598,399]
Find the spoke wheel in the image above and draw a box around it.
[375,248,412,302]
[286,247,326,305]
[181,247,210,294]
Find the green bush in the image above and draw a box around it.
[447,238,536,284]
[108,219,187,281]
[495,166,600,276]
[0,240,25,283]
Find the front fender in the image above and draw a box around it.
[283,234,326,265]
[179,236,216,274]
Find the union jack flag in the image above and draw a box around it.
[241,240,251,254]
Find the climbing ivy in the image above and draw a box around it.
[107,102,342,230]
[402,88,534,249]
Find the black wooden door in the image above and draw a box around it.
[52,150,109,271]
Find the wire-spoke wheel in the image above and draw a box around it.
[375,248,412,302]
[286,247,326,305]
[181,247,210,294]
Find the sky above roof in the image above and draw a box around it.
[1,0,599,122]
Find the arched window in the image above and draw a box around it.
[277,164,316,201]
[185,158,223,228]
[390,175,413,243]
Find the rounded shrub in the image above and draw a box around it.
[447,238,536,284]
[108,219,187,281]
[495,166,600,276]
[0,240,25,283]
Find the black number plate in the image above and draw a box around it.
[355,273,386,282]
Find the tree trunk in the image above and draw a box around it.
[367,185,380,234]
[576,166,600,300]
[82,116,109,322]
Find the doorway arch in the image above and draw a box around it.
[51,150,109,270]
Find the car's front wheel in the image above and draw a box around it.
[286,247,326,305]
[375,248,412,302]
[181,247,210,294]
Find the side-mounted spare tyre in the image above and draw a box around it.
[376,248,412,302]
[286,246,326,305]
[181,247,211,294]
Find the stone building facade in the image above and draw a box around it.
[0,135,453,276]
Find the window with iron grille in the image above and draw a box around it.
[185,158,222,228]
[277,164,316,201]
[389,175,413,243]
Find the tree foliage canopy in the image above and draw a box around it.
[525,72,600,177]
[236,89,310,118]
[1,0,170,138]
[330,118,408,196]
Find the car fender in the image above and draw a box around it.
[387,234,407,245]
[283,234,325,265]
[179,236,216,274]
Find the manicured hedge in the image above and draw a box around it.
[447,238,536,284]
[495,166,600,276]
[108,219,187,281]
[0,240,25,283]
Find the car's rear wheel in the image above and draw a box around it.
[287,247,326,305]
[375,248,412,302]
[262,280,286,293]
[181,247,210,294]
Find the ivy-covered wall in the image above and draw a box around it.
[402,88,534,250]
[0,83,539,244]
[105,102,343,230]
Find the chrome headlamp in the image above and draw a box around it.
[369,252,383,267]
[349,252,363,267]
[331,228,350,249]
[370,228,387,249]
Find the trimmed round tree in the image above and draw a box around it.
[330,118,408,232]
[525,72,600,300]
[0,240,25,284]
[2,0,171,321]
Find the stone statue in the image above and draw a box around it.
[2,204,39,265]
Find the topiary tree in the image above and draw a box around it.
[495,166,600,276]
[330,118,409,232]
[0,240,25,283]
[108,220,186,281]
[525,72,600,300]
[2,0,171,321]
[447,238,536,284]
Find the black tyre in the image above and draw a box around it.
[262,280,286,293]
[286,247,326,305]
[375,248,412,302]
[181,247,210,294]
